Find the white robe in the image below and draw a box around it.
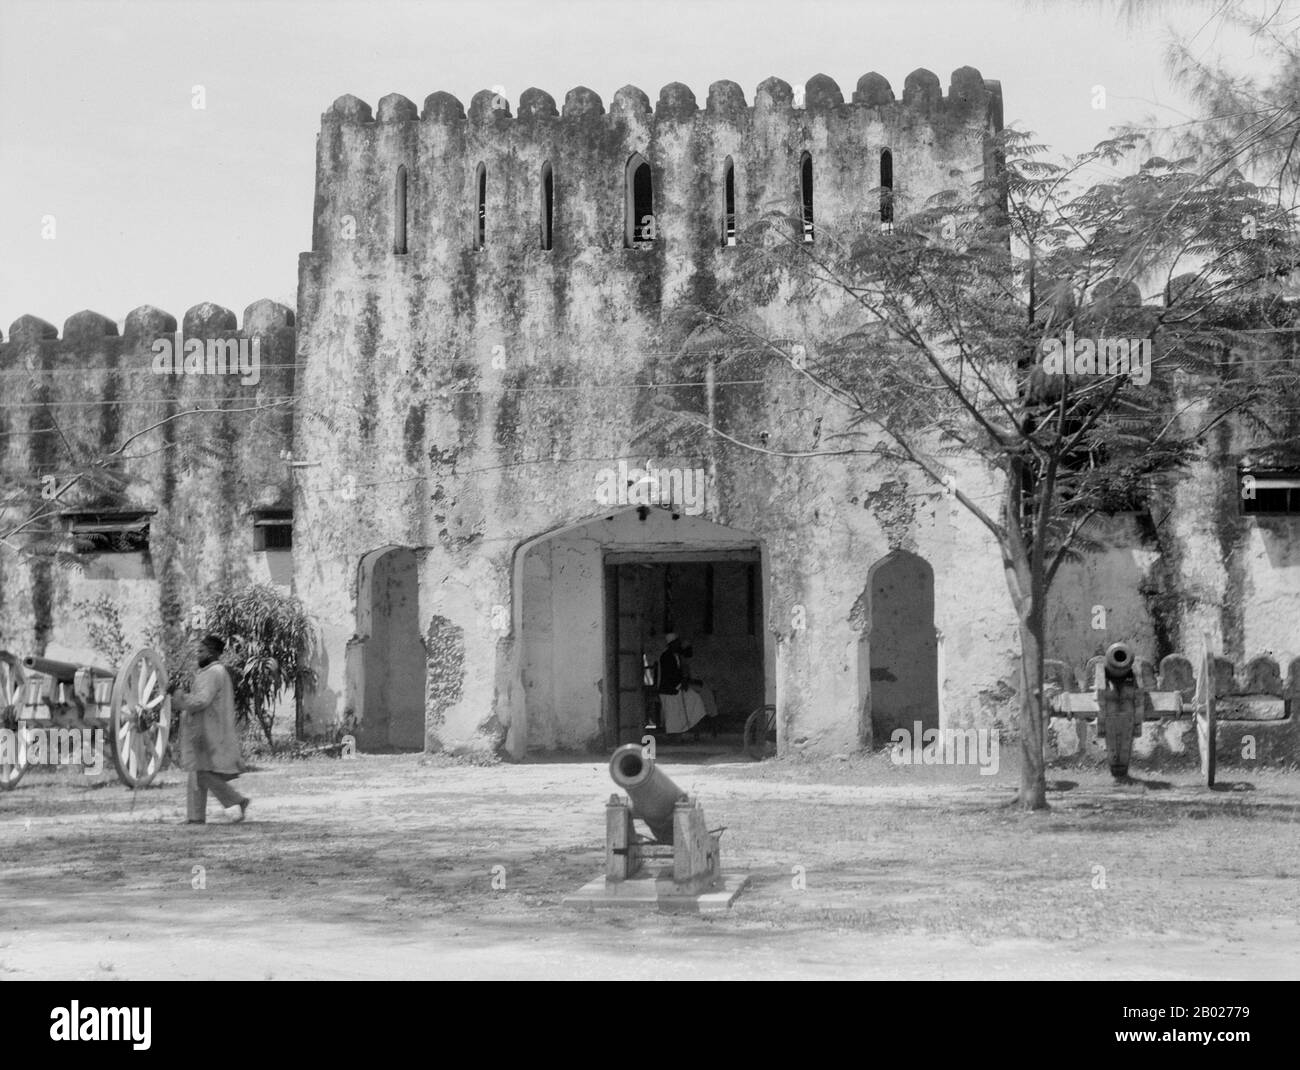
[660,682,719,734]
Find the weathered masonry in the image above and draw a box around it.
[295,68,1017,756]
[0,303,296,668]
[5,66,1295,762]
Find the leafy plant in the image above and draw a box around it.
[72,594,133,667]
[72,594,196,689]
[200,584,318,748]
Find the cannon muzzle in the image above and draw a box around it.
[22,655,114,684]
[1104,642,1135,682]
[609,743,687,844]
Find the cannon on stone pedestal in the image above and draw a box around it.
[0,647,171,790]
[564,743,748,911]
[1050,636,1220,786]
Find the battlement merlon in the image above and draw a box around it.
[320,68,1002,128]
[307,67,1003,258]
[0,300,295,379]
[0,300,294,351]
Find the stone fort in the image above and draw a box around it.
[2,67,1298,761]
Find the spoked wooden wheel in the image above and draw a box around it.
[743,704,777,761]
[0,652,29,790]
[109,647,171,789]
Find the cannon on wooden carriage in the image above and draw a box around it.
[1049,636,1220,785]
[0,647,172,790]
[564,742,749,911]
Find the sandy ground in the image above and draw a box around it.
[2,743,1299,980]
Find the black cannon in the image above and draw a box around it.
[1049,636,1221,786]
[1094,641,1142,778]
[608,742,687,844]
[564,743,747,910]
[22,655,115,686]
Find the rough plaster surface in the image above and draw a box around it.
[3,70,1296,761]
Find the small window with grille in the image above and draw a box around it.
[63,510,153,554]
[254,508,293,550]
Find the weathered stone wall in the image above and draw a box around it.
[5,66,1293,762]
[1041,319,1300,687]
[295,68,1026,757]
[0,302,295,687]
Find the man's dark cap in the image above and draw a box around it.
[201,634,226,655]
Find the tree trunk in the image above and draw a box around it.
[1001,456,1050,811]
[1017,614,1048,810]
[256,696,274,749]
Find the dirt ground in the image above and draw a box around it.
[2,742,1299,980]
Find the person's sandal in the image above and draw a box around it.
[231,800,250,823]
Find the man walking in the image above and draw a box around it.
[169,634,249,824]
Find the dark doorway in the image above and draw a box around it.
[604,554,763,747]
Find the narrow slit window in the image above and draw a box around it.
[540,161,554,250]
[625,153,655,246]
[800,152,814,242]
[880,149,894,230]
[474,162,487,249]
[722,157,736,246]
[394,165,408,254]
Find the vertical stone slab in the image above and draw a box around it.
[1242,655,1283,695]
[1212,655,1237,697]
[1133,656,1158,691]
[1158,653,1196,701]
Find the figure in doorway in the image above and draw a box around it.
[656,633,719,738]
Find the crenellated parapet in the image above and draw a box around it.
[0,300,293,355]
[0,300,296,510]
[307,68,1003,262]
[0,300,299,659]
[325,67,1000,127]
[0,299,293,358]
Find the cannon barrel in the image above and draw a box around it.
[1104,642,1135,682]
[609,743,687,844]
[21,655,115,684]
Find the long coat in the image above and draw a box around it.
[173,663,242,775]
[657,647,685,694]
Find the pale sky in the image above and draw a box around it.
[0,0,1286,332]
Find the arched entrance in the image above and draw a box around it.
[514,507,772,753]
[866,550,939,742]
[354,546,426,750]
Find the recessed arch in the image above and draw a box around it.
[353,545,427,750]
[862,549,938,744]
[625,153,655,247]
[510,506,774,756]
